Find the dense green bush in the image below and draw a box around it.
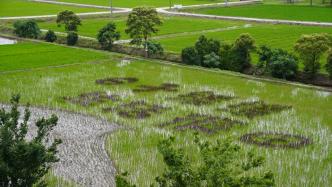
[326,50,332,79]
[181,47,200,66]
[203,52,220,68]
[269,49,298,79]
[13,20,40,38]
[66,31,78,46]
[229,33,256,72]
[44,30,57,42]
[195,35,221,62]
[97,22,120,50]
[146,41,164,56]
[258,46,298,79]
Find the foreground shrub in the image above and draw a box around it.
[0,95,61,186]
[294,33,330,78]
[13,20,40,38]
[67,31,78,46]
[117,135,275,186]
[181,46,200,65]
[97,22,120,50]
[146,41,164,56]
[44,30,57,42]
[326,50,332,79]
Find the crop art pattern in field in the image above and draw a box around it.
[62,91,121,106]
[96,77,139,85]
[133,83,180,92]
[175,91,234,105]
[160,114,246,134]
[221,100,292,119]
[240,132,312,149]
[103,100,168,119]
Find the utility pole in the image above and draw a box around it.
[169,0,172,9]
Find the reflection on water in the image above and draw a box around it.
[0,37,17,45]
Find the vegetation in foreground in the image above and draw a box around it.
[0,95,61,186]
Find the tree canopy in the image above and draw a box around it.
[56,10,82,32]
[0,95,61,187]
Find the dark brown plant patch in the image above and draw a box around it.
[95,77,138,85]
[133,83,179,92]
[160,114,245,134]
[175,91,233,105]
[240,132,311,149]
[223,101,291,119]
[103,100,168,119]
[63,91,120,106]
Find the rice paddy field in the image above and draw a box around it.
[0,0,104,17]
[185,4,332,22]
[1,1,332,186]
[0,41,331,186]
[58,0,226,7]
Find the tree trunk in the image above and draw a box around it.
[144,36,148,58]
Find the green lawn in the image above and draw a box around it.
[0,42,109,72]
[0,0,104,17]
[0,41,331,186]
[186,4,332,22]
[38,16,243,39]
[59,0,226,7]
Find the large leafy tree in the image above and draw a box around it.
[230,33,256,72]
[125,7,162,56]
[0,95,61,187]
[294,33,330,78]
[117,135,274,187]
[56,10,82,32]
[97,22,121,50]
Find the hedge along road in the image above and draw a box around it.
[0,104,119,187]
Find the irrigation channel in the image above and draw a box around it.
[0,104,119,187]
[0,37,16,45]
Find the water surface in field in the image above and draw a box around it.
[0,37,16,45]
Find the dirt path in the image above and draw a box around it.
[0,104,119,187]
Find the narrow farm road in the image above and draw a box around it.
[0,104,119,187]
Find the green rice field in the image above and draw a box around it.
[59,0,226,7]
[185,4,332,22]
[0,41,331,186]
[0,0,104,17]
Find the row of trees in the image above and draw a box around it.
[182,33,332,80]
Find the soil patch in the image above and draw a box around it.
[240,132,311,149]
[103,100,168,119]
[96,77,138,85]
[175,91,233,105]
[63,91,120,106]
[160,114,245,134]
[133,83,180,92]
[222,101,291,118]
